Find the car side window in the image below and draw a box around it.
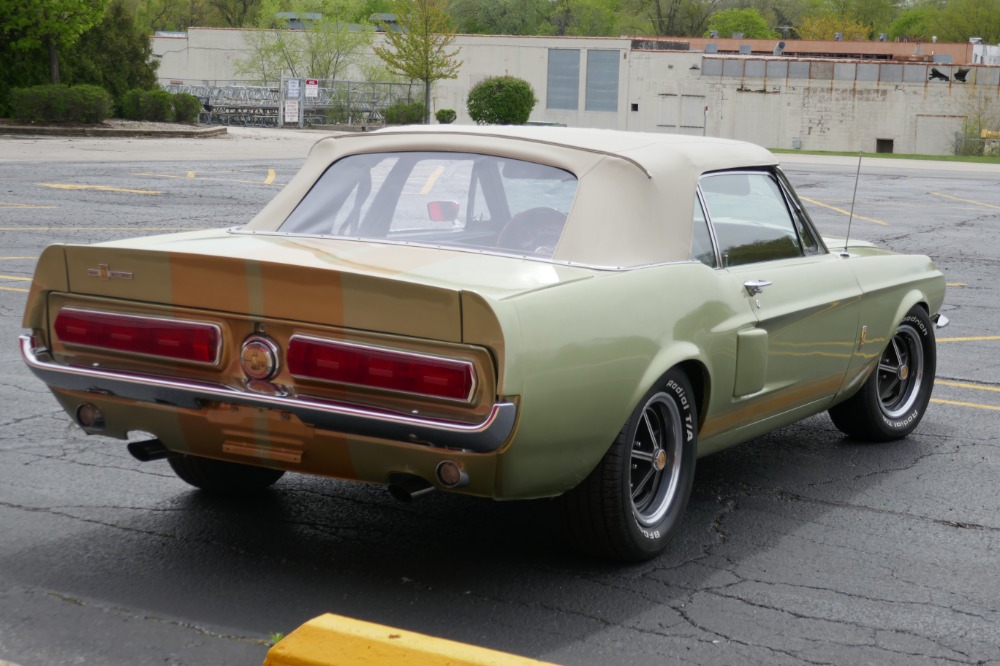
[691,197,717,267]
[699,172,804,267]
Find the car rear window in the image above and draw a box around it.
[280,151,579,258]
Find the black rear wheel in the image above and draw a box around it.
[829,306,936,441]
[168,454,285,495]
[563,370,697,562]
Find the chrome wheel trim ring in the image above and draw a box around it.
[877,324,924,419]
[629,392,684,528]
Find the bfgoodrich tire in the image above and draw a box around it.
[168,454,285,495]
[829,306,936,441]
[562,370,697,562]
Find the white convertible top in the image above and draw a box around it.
[246,125,778,268]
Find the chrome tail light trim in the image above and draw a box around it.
[20,335,515,454]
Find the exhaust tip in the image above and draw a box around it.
[386,473,434,502]
[127,438,174,462]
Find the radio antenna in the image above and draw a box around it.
[841,152,863,257]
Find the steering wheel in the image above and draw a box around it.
[496,207,567,255]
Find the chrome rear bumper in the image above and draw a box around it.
[20,334,515,454]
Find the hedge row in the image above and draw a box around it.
[120,89,202,123]
[10,85,113,124]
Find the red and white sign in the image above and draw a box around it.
[305,79,319,98]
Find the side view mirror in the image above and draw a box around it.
[427,200,460,223]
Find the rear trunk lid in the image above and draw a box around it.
[54,229,597,342]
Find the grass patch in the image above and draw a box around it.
[770,149,1000,165]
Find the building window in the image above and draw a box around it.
[547,49,580,110]
[585,50,619,112]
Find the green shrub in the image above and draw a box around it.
[120,89,144,120]
[172,92,202,123]
[382,101,427,125]
[435,108,457,124]
[466,76,536,125]
[140,89,175,122]
[69,85,114,123]
[10,84,113,123]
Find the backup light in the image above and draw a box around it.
[54,308,221,365]
[287,335,475,402]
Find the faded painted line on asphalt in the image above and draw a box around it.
[938,335,1000,342]
[0,285,28,292]
[39,183,162,195]
[946,282,966,287]
[0,274,30,281]
[799,197,888,225]
[0,256,36,259]
[420,166,445,195]
[931,398,1000,412]
[931,192,1000,210]
[134,171,285,186]
[936,380,1000,393]
[0,201,58,209]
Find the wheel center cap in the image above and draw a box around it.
[898,365,909,380]
[652,448,668,471]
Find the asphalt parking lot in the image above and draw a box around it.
[0,128,997,666]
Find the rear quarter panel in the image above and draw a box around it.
[491,261,755,498]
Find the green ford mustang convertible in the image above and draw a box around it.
[20,126,946,561]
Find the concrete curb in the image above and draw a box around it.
[263,613,560,666]
[0,124,228,138]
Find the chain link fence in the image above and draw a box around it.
[163,81,422,128]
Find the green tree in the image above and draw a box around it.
[795,12,868,39]
[934,0,1000,43]
[0,0,109,83]
[207,0,261,26]
[705,7,777,38]
[449,0,551,34]
[373,0,461,123]
[62,0,159,110]
[236,0,375,84]
[888,4,939,41]
[548,0,623,36]
[625,0,720,37]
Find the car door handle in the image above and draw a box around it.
[744,279,773,296]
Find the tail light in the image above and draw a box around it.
[287,335,476,402]
[54,308,221,365]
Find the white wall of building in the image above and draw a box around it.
[151,29,1000,155]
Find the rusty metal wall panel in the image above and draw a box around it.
[811,61,834,79]
[766,60,788,78]
[789,61,810,79]
[857,63,879,81]
[881,64,904,82]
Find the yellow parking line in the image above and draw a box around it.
[265,169,276,185]
[0,256,35,259]
[0,201,58,209]
[0,274,30,281]
[931,398,1000,412]
[420,166,445,195]
[39,184,162,195]
[187,171,196,178]
[946,282,965,287]
[0,285,28,293]
[938,336,1000,342]
[936,380,1000,393]
[931,192,1000,210]
[799,197,888,226]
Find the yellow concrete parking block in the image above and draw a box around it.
[264,614,560,666]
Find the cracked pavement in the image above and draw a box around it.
[0,142,998,665]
